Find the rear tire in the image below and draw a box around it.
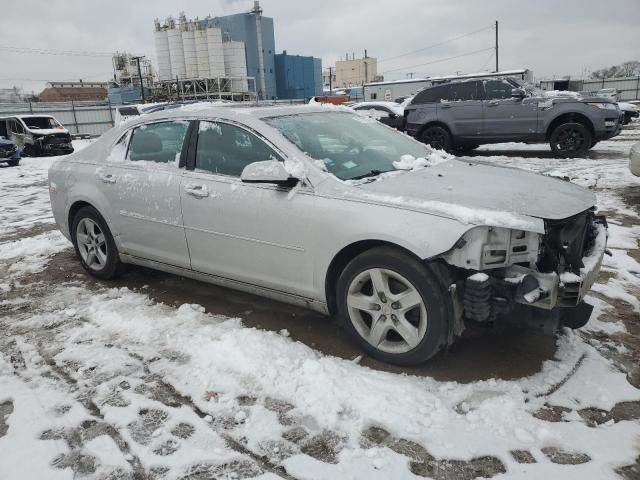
[6,159,19,167]
[419,126,452,152]
[549,122,592,158]
[71,206,122,280]
[337,247,450,365]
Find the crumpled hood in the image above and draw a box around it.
[28,128,70,136]
[351,160,596,233]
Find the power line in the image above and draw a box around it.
[0,45,115,57]
[380,47,495,75]
[378,24,495,64]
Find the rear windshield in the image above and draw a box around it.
[22,117,61,130]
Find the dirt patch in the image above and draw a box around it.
[0,400,14,438]
[541,447,591,465]
[361,426,506,479]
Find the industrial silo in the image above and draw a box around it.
[206,25,226,78]
[223,40,248,92]
[167,18,186,79]
[194,24,210,79]
[154,20,172,81]
[182,22,198,79]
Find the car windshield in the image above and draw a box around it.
[22,116,60,130]
[265,111,430,180]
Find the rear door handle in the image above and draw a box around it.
[97,171,116,184]
[440,103,452,109]
[487,101,499,107]
[184,183,209,198]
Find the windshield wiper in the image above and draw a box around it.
[350,169,390,180]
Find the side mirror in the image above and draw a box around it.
[241,160,299,187]
[511,88,526,100]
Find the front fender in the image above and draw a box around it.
[311,196,472,301]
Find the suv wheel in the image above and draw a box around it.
[71,206,122,280]
[337,247,449,365]
[550,122,592,158]
[420,126,452,152]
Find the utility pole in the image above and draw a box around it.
[495,20,499,73]
[407,72,416,79]
[132,55,146,103]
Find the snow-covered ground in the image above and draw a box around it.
[1,129,640,480]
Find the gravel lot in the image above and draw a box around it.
[1,125,639,480]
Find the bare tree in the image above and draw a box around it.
[590,61,640,79]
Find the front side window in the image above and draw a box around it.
[195,121,282,177]
[484,80,515,100]
[11,120,24,134]
[127,121,189,163]
[266,112,431,181]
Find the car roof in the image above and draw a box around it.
[0,114,56,120]
[351,101,403,110]
[126,103,346,126]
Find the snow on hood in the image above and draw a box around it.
[392,151,454,170]
[28,128,69,135]
[347,160,597,232]
[543,90,582,99]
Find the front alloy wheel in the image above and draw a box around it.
[550,122,592,158]
[337,247,450,365]
[347,268,427,354]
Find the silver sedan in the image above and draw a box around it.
[48,105,607,365]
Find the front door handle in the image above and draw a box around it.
[184,183,209,198]
[97,171,116,184]
[440,103,452,109]
[487,101,499,107]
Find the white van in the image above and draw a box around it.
[0,115,74,156]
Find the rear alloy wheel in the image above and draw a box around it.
[337,247,449,365]
[550,122,592,158]
[420,126,452,152]
[71,206,122,280]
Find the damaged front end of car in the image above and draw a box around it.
[440,209,608,333]
[27,132,74,156]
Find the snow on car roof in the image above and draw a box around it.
[350,101,404,111]
[128,103,346,126]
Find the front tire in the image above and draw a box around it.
[419,126,452,152]
[337,247,450,365]
[6,159,19,167]
[71,206,122,280]
[549,122,592,158]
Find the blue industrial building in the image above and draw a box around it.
[213,8,276,99]
[274,51,322,99]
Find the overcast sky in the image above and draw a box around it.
[1,0,638,93]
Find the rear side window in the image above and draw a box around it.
[449,81,481,101]
[484,80,515,100]
[127,121,189,163]
[412,84,453,104]
[195,121,282,177]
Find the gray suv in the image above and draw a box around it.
[404,78,623,157]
